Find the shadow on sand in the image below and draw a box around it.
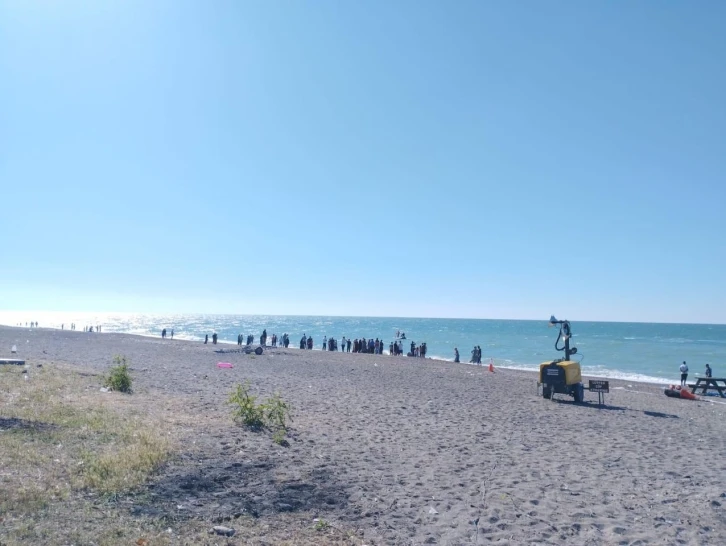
[0,417,57,432]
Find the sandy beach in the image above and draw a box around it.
[2,325,726,545]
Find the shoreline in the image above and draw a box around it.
[1,324,684,386]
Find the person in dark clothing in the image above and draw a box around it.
[204,334,208,344]
[454,348,460,363]
[705,363,713,378]
[161,328,166,339]
[212,333,218,345]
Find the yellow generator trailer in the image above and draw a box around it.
[539,359,584,401]
[540,316,585,402]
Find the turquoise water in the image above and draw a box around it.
[2,312,724,384]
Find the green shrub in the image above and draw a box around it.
[272,429,288,446]
[104,356,132,393]
[228,382,292,443]
[265,393,292,431]
[228,382,266,429]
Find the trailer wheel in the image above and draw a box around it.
[573,383,583,403]
[542,386,551,399]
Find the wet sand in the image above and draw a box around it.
[2,325,726,545]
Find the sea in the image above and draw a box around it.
[1,311,724,385]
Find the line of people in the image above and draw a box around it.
[236,332,290,348]
[199,329,432,359]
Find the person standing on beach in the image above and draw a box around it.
[171,329,174,339]
[212,333,218,345]
[204,334,208,344]
[680,361,689,386]
[454,348,460,363]
[323,336,327,350]
[705,363,712,378]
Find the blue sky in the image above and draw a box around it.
[1,1,724,323]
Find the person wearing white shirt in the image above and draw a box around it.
[679,361,689,386]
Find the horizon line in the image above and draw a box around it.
[0,309,724,327]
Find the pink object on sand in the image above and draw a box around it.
[217,362,233,369]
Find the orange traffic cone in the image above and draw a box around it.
[488,359,495,373]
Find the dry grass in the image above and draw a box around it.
[0,363,172,517]
[0,363,364,546]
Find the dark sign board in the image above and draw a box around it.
[589,380,610,393]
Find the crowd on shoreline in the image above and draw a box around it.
[7,322,481,364]
[16,321,96,332]
[197,329,432,358]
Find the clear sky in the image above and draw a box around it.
[1,1,724,323]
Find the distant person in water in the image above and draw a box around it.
[680,361,688,386]
[204,334,208,344]
[705,363,712,378]
[454,348,460,363]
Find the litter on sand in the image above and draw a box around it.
[217,362,233,369]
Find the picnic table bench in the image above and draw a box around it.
[688,377,726,398]
[0,358,26,366]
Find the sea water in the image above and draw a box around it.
[1,312,724,385]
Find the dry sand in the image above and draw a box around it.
[2,325,726,545]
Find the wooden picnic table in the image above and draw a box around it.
[689,377,726,398]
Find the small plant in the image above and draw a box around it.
[228,381,266,429]
[272,429,289,446]
[314,519,330,531]
[228,382,292,444]
[265,393,292,431]
[104,356,132,393]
